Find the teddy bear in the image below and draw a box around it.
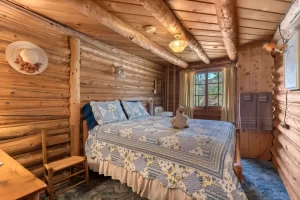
[170,106,189,129]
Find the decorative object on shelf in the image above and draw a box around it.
[5,41,48,75]
[169,34,188,53]
[144,25,156,34]
[284,30,300,90]
[170,106,189,129]
[114,66,125,79]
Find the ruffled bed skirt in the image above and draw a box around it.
[88,157,192,200]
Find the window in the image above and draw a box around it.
[194,70,223,107]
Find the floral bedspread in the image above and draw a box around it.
[86,116,247,200]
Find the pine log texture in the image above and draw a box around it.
[272,52,300,199]
[137,0,210,64]
[61,0,188,68]
[69,37,81,156]
[272,0,300,44]
[237,43,274,160]
[80,42,163,108]
[0,3,71,178]
[0,0,164,181]
[1,0,163,70]
[214,0,238,60]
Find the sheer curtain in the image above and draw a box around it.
[179,70,195,118]
[221,64,236,123]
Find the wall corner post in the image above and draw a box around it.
[69,36,81,156]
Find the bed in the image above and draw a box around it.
[83,114,246,200]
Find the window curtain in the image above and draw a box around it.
[179,70,195,118]
[221,64,236,123]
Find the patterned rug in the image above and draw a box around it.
[46,159,289,200]
[241,158,289,200]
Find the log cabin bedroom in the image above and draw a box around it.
[0,0,299,199]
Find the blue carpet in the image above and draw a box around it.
[242,158,289,200]
[45,159,290,200]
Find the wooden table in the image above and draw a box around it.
[0,149,46,200]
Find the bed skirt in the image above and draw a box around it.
[88,157,192,200]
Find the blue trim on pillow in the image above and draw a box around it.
[82,103,98,130]
[120,100,149,120]
[119,100,138,119]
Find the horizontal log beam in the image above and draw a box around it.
[273,119,300,148]
[273,129,300,167]
[1,0,162,69]
[0,129,70,156]
[137,0,210,64]
[273,158,299,200]
[0,120,69,140]
[272,0,300,44]
[81,45,162,75]
[272,148,300,199]
[214,0,238,60]
[14,144,70,168]
[62,0,188,68]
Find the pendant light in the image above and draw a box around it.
[169,34,188,53]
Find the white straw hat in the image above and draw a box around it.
[5,41,48,75]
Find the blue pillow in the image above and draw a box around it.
[119,100,137,119]
[82,103,98,130]
[90,100,127,125]
[120,100,150,120]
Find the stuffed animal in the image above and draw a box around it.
[170,106,189,129]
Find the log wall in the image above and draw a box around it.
[272,53,300,200]
[80,41,163,109]
[0,3,164,179]
[237,43,274,160]
[0,4,71,178]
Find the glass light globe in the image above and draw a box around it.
[169,34,188,52]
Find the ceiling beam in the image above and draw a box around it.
[137,0,210,64]
[271,0,300,45]
[190,58,231,70]
[2,0,161,69]
[61,0,188,68]
[214,0,238,61]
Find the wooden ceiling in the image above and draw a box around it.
[12,0,292,66]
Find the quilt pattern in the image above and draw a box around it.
[90,100,127,125]
[86,116,247,200]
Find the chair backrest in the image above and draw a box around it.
[41,129,48,165]
[41,127,73,165]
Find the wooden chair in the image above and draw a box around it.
[41,127,89,200]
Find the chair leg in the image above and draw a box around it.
[84,156,90,187]
[48,168,54,200]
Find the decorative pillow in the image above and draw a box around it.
[82,103,98,130]
[120,100,150,120]
[90,100,127,125]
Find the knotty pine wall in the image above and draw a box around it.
[0,3,164,178]
[237,43,274,160]
[0,4,71,178]
[80,41,163,109]
[163,65,181,114]
[272,53,300,200]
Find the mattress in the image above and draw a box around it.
[86,116,247,200]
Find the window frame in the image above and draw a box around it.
[194,68,223,108]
